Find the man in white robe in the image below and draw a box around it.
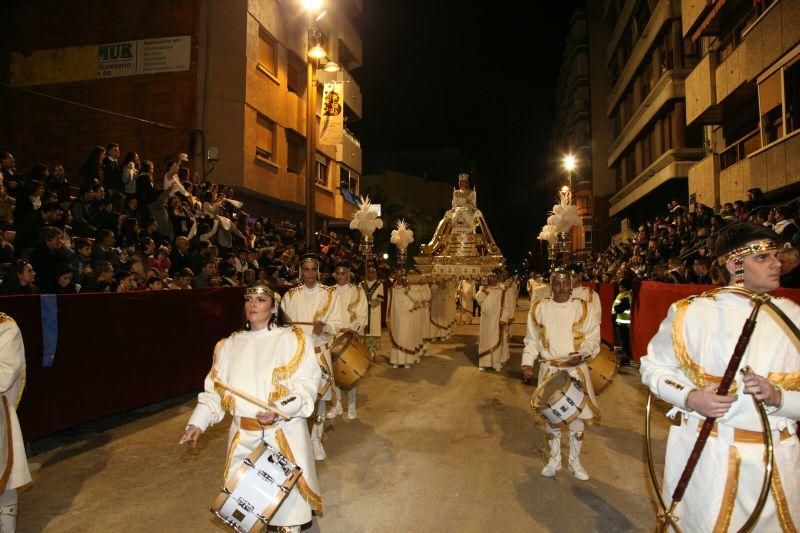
[407,276,425,362]
[388,273,416,368]
[443,278,458,339]
[281,255,342,460]
[361,265,384,355]
[476,270,508,371]
[500,272,518,364]
[522,268,601,480]
[332,264,368,420]
[641,222,800,532]
[419,277,433,356]
[429,277,450,341]
[458,278,475,324]
[0,314,31,532]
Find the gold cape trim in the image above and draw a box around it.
[768,371,800,392]
[269,328,306,403]
[772,461,798,533]
[276,429,323,516]
[209,338,237,413]
[672,298,708,388]
[0,397,13,491]
[478,287,506,358]
[221,430,241,486]
[389,329,417,356]
[712,445,741,533]
[346,286,363,325]
[313,287,335,323]
[572,299,588,352]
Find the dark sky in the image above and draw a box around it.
[352,0,586,262]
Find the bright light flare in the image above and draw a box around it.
[563,154,576,172]
[302,0,323,11]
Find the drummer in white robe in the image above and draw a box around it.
[180,285,322,532]
[361,264,384,355]
[388,273,416,368]
[331,263,368,420]
[280,255,342,460]
[0,314,31,533]
[522,268,601,480]
[641,222,800,532]
[476,269,508,371]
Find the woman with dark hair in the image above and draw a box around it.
[51,263,77,294]
[13,180,43,222]
[135,160,156,212]
[179,285,322,532]
[0,261,38,295]
[121,152,140,197]
[79,146,106,184]
[46,164,71,205]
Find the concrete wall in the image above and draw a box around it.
[0,0,200,180]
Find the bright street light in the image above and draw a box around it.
[563,154,576,172]
[302,0,323,10]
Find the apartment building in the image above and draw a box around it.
[604,0,705,232]
[683,0,800,209]
[552,6,616,253]
[1,0,363,224]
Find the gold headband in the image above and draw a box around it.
[717,239,780,265]
[245,285,281,303]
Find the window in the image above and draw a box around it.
[339,166,359,195]
[759,70,783,144]
[256,114,275,162]
[258,30,276,75]
[784,57,800,135]
[287,54,306,95]
[315,156,328,186]
[287,137,301,173]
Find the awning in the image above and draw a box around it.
[692,0,727,42]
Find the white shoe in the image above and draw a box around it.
[568,432,589,481]
[347,407,357,420]
[404,364,411,369]
[541,431,562,478]
[0,506,16,533]
[493,365,502,372]
[311,437,326,461]
[392,364,398,369]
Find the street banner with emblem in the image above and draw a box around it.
[319,82,344,146]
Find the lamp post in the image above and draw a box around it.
[561,154,577,260]
[303,1,340,250]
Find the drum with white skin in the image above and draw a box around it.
[531,371,587,426]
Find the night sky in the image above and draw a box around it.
[353,0,586,263]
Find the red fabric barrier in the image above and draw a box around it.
[0,288,245,440]
[630,282,800,360]
[582,282,617,346]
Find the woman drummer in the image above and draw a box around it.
[179,284,323,532]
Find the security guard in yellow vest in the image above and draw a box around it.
[612,277,632,366]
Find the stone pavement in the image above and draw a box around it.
[18,298,670,532]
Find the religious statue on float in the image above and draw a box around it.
[421,173,501,256]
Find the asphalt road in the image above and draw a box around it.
[19,298,670,532]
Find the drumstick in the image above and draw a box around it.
[214,379,292,419]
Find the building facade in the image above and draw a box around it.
[604,0,705,234]
[683,0,800,209]
[0,0,362,224]
[552,7,616,254]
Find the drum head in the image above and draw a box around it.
[531,371,586,425]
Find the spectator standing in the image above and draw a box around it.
[0,152,18,197]
[192,259,216,288]
[612,277,633,367]
[46,164,71,205]
[120,152,140,197]
[773,206,797,240]
[102,143,122,195]
[70,186,99,237]
[79,146,105,184]
[0,261,38,295]
[779,247,800,289]
[28,226,68,293]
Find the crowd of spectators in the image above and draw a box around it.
[579,191,800,289]
[0,145,378,296]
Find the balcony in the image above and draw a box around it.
[687,153,720,207]
[681,0,714,38]
[718,129,800,204]
[336,129,362,173]
[609,148,703,216]
[608,70,686,167]
[685,0,800,125]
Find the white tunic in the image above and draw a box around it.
[458,279,475,314]
[335,283,368,334]
[187,326,323,525]
[522,297,601,419]
[640,291,800,532]
[0,315,30,491]
[572,285,601,329]
[475,285,507,368]
[281,283,342,400]
[361,280,384,337]
[429,282,450,339]
[388,284,417,366]
[500,280,518,363]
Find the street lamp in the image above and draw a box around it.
[563,154,576,202]
[303,2,338,250]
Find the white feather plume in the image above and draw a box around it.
[538,224,559,244]
[390,219,414,251]
[349,195,384,238]
[545,189,582,234]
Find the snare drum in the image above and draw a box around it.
[330,330,375,390]
[531,371,587,426]
[586,347,619,395]
[211,442,302,533]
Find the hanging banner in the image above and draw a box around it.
[319,82,344,146]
